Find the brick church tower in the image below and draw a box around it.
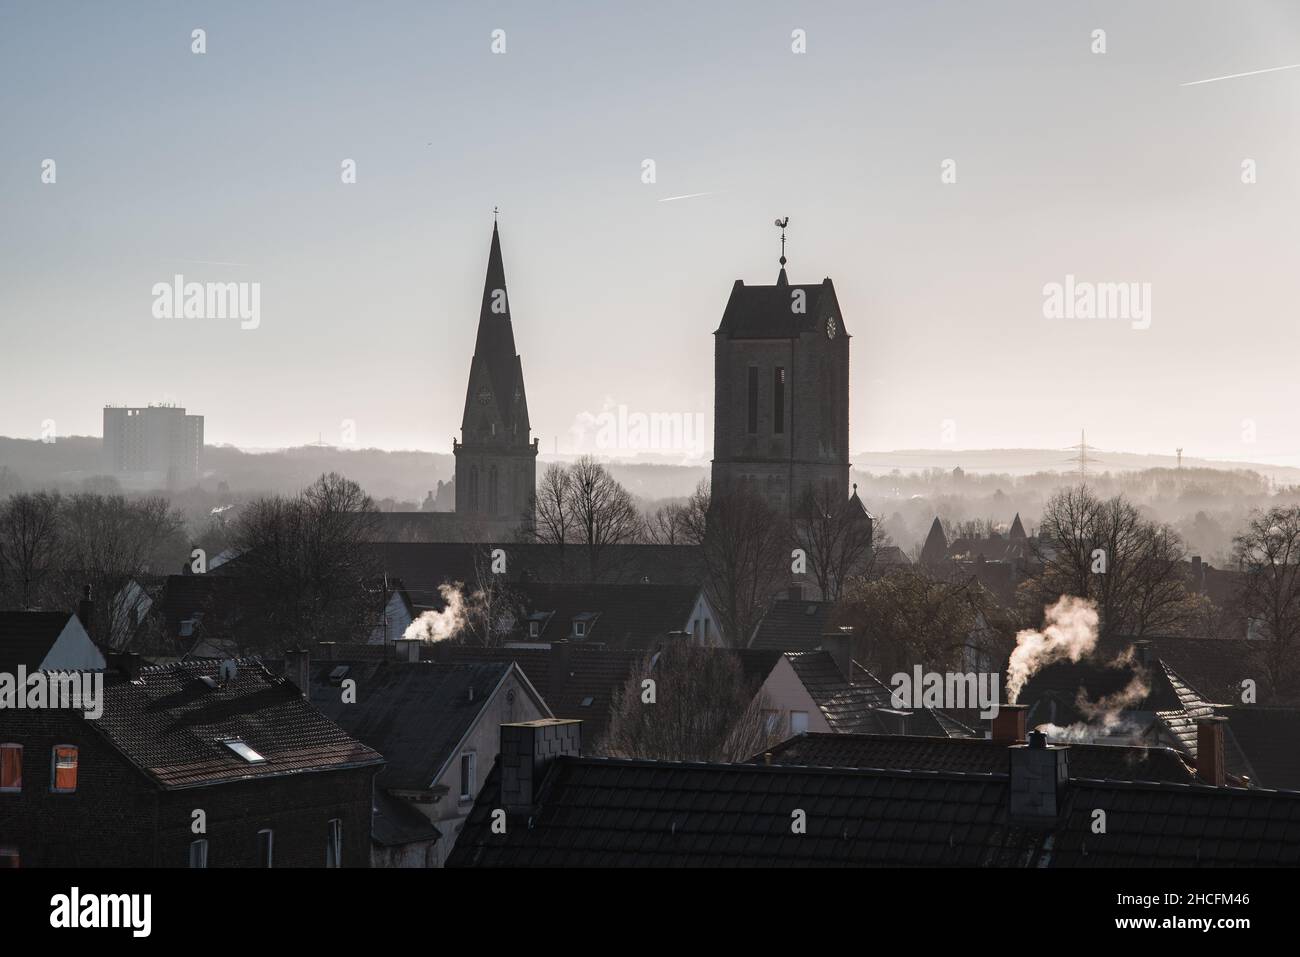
[453,220,538,536]
[710,228,850,517]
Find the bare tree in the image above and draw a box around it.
[0,491,62,609]
[602,642,786,761]
[529,457,642,580]
[1232,505,1300,696]
[228,473,385,652]
[792,483,882,602]
[643,501,692,546]
[52,493,185,648]
[680,481,789,647]
[1029,486,1195,639]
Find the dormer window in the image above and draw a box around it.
[529,621,540,638]
[573,621,586,638]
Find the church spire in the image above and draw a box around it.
[462,218,529,438]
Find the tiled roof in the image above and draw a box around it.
[508,582,698,648]
[448,752,1300,867]
[749,600,834,651]
[0,611,71,671]
[1215,706,1300,790]
[756,733,1197,783]
[372,789,441,847]
[785,653,974,738]
[89,659,383,789]
[302,659,525,791]
[715,274,842,340]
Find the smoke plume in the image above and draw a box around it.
[1005,595,1100,704]
[402,583,473,643]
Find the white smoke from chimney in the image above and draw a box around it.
[403,583,474,643]
[1005,595,1100,705]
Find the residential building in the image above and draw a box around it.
[102,403,203,488]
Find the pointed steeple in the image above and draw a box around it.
[1008,513,1027,541]
[461,219,530,441]
[921,517,949,566]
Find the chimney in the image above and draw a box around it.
[1132,640,1152,667]
[112,651,142,681]
[788,583,803,601]
[1196,716,1227,787]
[500,718,582,814]
[549,639,573,700]
[821,628,853,682]
[77,585,94,639]
[1008,729,1070,825]
[316,640,336,661]
[284,647,310,696]
[991,704,1027,744]
[392,638,422,662]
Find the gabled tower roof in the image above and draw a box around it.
[1008,513,1027,541]
[921,517,949,565]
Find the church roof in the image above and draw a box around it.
[462,222,530,432]
[1008,513,1027,541]
[715,272,843,339]
[920,517,949,565]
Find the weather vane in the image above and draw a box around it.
[774,216,789,266]
[493,205,499,224]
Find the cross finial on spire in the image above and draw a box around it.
[493,205,499,224]
[774,217,789,267]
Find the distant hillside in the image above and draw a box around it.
[854,448,1300,486]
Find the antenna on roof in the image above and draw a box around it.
[774,217,789,266]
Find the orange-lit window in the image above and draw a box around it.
[0,745,20,792]
[51,745,78,793]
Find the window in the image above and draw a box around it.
[459,753,477,801]
[189,839,208,868]
[790,711,809,735]
[257,829,274,868]
[222,739,266,763]
[529,620,539,638]
[573,621,586,638]
[326,819,343,868]
[746,366,759,434]
[51,745,77,793]
[773,367,785,434]
[0,744,20,793]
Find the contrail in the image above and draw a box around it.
[657,191,716,203]
[1181,62,1300,86]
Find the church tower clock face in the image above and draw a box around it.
[826,315,838,339]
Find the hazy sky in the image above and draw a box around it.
[2,1,1298,466]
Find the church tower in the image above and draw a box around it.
[710,222,850,516]
[453,219,538,536]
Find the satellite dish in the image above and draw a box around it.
[218,659,238,684]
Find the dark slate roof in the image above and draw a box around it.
[785,652,974,738]
[0,611,71,671]
[756,733,1197,783]
[1104,634,1291,705]
[439,644,639,749]
[1017,650,1185,729]
[448,753,1300,867]
[748,600,834,651]
[715,274,844,340]
[1215,706,1300,791]
[372,789,442,848]
[448,751,1300,868]
[90,659,383,789]
[509,582,698,649]
[304,659,529,791]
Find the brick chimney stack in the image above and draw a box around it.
[991,704,1027,744]
[500,719,582,815]
[1196,716,1227,787]
[392,638,422,663]
[1008,729,1070,825]
[285,647,310,696]
[821,628,854,682]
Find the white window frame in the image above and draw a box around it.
[0,744,21,793]
[573,621,586,638]
[326,819,343,868]
[459,752,477,801]
[789,711,809,735]
[257,829,274,868]
[50,744,78,793]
